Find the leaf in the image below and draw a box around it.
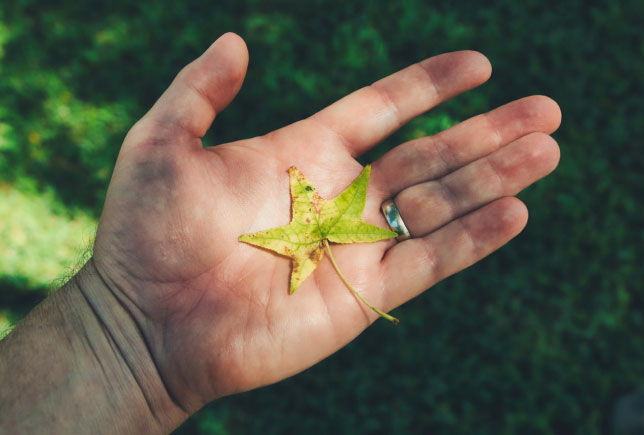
[239,165,397,294]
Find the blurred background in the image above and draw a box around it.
[1,1,642,433]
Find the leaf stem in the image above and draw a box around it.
[323,239,399,325]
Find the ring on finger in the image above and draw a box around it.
[381,199,411,241]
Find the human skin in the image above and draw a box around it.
[0,33,561,433]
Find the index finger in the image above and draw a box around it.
[310,51,492,157]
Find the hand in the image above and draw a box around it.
[92,33,561,415]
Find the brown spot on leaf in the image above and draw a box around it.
[311,194,323,214]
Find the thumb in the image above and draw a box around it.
[141,32,249,139]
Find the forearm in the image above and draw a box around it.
[0,260,187,434]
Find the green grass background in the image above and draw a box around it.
[1,1,643,433]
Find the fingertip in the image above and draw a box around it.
[536,133,561,175]
[465,50,493,83]
[509,132,561,179]
[498,196,529,236]
[217,31,246,46]
[528,95,562,133]
[548,97,562,132]
[202,32,249,94]
[213,32,249,69]
[420,50,492,98]
[448,50,493,85]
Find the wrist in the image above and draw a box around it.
[71,258,190,432]
[0,259,188,434]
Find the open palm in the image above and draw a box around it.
[92,33,561,413]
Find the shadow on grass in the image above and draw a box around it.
[0,277,49,319]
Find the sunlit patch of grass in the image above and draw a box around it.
[0,181,96,290]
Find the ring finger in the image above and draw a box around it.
[392,132,559,237]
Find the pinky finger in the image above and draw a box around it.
[380,197,528,310]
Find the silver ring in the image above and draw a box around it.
[381,199,411,241]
